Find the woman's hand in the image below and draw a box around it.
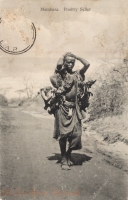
[62,52,72,58]
[63,52,78,60]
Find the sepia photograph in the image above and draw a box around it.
[0,0,128,199]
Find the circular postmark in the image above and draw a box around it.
[0,17,36,55]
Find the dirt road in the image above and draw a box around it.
[0,107,128,200]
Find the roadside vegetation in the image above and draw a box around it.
[85,58,128,151]
[0,94,8,106]
[89,58,128,119]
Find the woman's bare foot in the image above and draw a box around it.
[66,150,74,166]
[61,156,71,170]
[67,159,74,166]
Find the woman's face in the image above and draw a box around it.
[64,56,75,73]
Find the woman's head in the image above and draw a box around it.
[63,55,75,73]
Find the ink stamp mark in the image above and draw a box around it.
[0,18,36,55]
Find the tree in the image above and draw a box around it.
[20,77,37,100]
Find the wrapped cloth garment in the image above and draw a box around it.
[51,71,84,150]
[53,100,82,150]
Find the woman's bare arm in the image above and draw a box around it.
[63,52,90,75]
[55,57,64,71]
[55,52,72,71]
[76,56,90,75]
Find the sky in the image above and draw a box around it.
[0,0,128,99]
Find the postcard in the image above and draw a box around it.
[0,0,128,200]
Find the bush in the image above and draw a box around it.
[0,94,8,106]
[88,59,128,119]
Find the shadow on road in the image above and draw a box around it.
[47,153,92,165]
